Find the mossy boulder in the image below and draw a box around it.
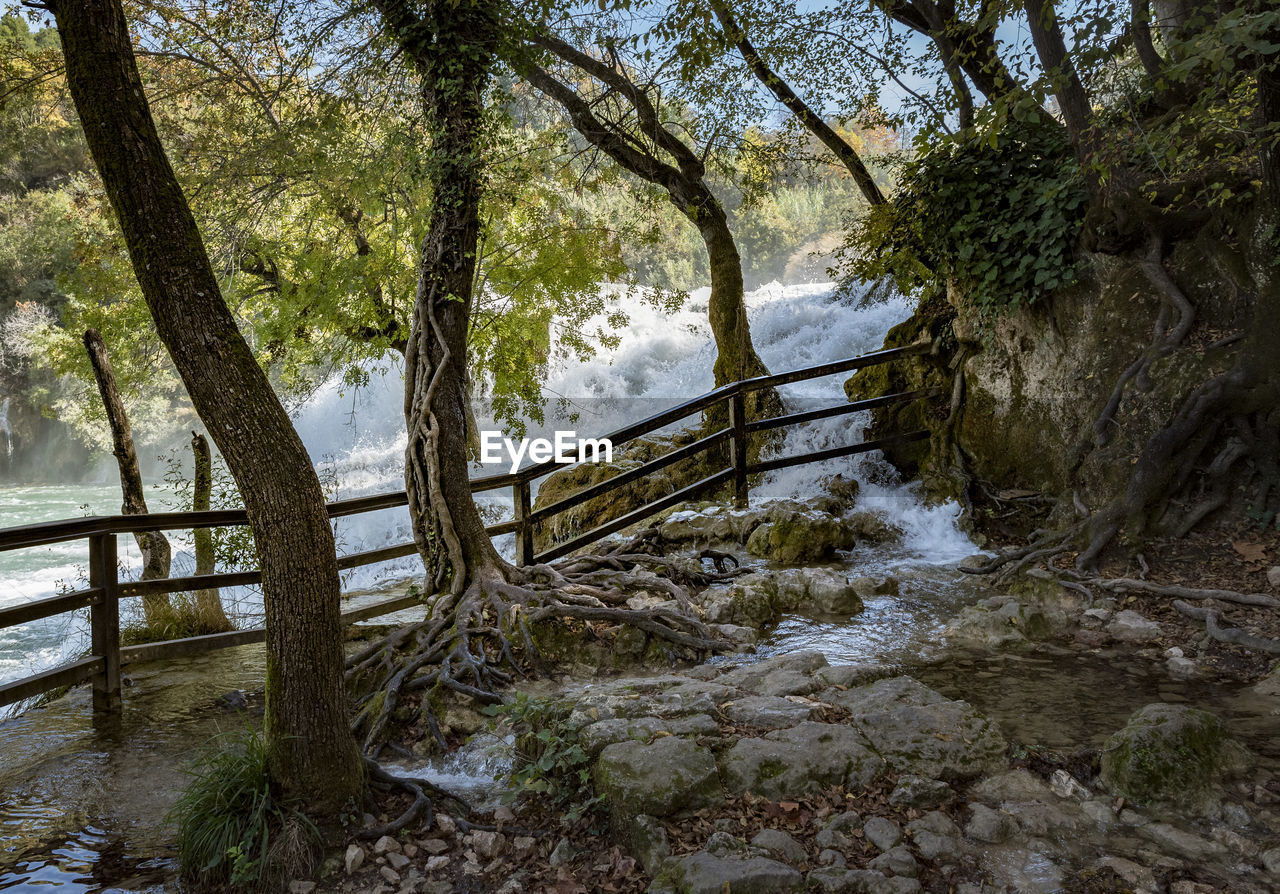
[1100,703,1251,807]
[531,428,718,551]
[745,510,855,563]
[594,735,724,822]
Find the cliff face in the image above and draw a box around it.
[848,222,1273,519]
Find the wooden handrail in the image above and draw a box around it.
[0,342,942,716]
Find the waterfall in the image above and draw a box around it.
[290,280,974,585]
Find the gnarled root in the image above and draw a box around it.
[1172,600,1280,655]
[347,545,733,758]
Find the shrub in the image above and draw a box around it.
[486,692,601,822]
[847,121,1088,315]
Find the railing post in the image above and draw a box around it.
[513,479,534,567]
[728,390,748,508]
[87,532,121,715]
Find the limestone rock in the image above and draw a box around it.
[888,775,954,808]
[658,852,803,893]
[862,816,903,852]
[594,736,723,819]
[750,829,808,864]
[621,814,670,874]
[745,508,856,564]
[720,722,884,800]
[964,804,1013,843]
[1107,609,1161,642]
[721,695,816,728]
[837,677,1007,779]
[344,844,365,874]
[1100,703,1250,806]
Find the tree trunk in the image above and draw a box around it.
[82,328,172,626]
[517,42,777,404]
[1023,0,1093,153]
[375,0,507,592]
[52,0,361,813]
[190,431,231,631]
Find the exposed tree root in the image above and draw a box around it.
[1171,600,1280,656]
[1079,577,1279,607]
[348,536,736,757]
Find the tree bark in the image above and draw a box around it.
[374,0,507,592]
[52,0,361,813]
[1024,0,1094,152]
[82,328,172,626]
[516,39,774,393]
[190,431,231,631]
[710,3,886,207]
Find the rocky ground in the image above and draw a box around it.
[313,493,1280,894]
[316,650,1279,894]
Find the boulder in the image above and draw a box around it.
[746,509,855,564]
[720,722,885,800]
[717,652,828,696]
[842,511,904,546]
[862,816,903,852]
[836,677,1007,779]
[594,736,724,820]
[1100,703,1250,806]
[657,853,803,893]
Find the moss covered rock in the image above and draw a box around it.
[594,735,724,821]
[1100,703,1251,806]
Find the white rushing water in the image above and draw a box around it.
[0,281,973,686]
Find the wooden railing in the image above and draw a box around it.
[0,341,937,714]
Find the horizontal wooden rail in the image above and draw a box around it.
[115,592,425,667]
[746,387,940,434]
[0,587,102,628]
[0,341,942,717]
[749,430,932,475]
[0,656,103,708]
[535,468,734,564]
[529,427,731,524]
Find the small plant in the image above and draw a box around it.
[486,692,601,822]
[171,729,319,892]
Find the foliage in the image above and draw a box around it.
[846,122,1088,314]
[172,729,320,892]
[485,692,601,822]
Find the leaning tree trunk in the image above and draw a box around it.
[190,431,231,632]
[52,0,362,813]
[82,328,172,627]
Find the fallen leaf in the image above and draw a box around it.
[1234,541,1268,562]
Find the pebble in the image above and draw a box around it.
[374,835,402,855]
[1267,566,1280,590]
[425,856,449,872]
[344,844,365,874]
[548,837,574,867]
[418,838,448,854]
[1050,769,1089,800]
[385,852,410,871]
[1262,846,1280,874]
[863,816,903,852]
[379,866,401,885]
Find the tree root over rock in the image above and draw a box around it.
[348,529,741,757]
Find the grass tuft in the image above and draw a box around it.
[171,729,319,892]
